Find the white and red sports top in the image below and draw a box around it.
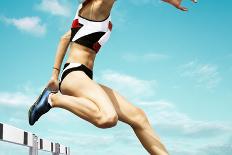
[70,1,113,53]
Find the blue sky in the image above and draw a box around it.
[0,0,232,155]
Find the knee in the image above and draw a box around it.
[95,112,118,129]
[131,107,149,129]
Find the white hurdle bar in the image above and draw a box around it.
[0,122,70,155]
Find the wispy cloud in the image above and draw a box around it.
[200,139,232,155]
[0,16,46,37]
[122,52,169,62]
[36,0,71,17]
[48,130,115,147]
[0,91,35,106]
[0,142,28,155]
[138,100,232,138]
[179,60,221,89]
[0,82,39,107]
[47,126,146,155]
[140,99,232,154]
[98,70,157,100]
[166,137,232,155]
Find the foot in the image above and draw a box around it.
[28,87,52,126]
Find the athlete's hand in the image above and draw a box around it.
[46,77,59,92]
[162,0,197,11]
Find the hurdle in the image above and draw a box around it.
[0,122,70,155]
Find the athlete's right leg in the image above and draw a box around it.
[99,84,169,155]
[50,70,118,128]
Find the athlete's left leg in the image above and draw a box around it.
[99,84,169,155]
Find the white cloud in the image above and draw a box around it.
[0,92,35,106]
[0,82,39,107]
[140,100,232,154]
[48,130,115,146]
[166,139,202,155]
[98,70,157,100]
[122,52,169,62]
[180,60,221,89]
[46,126,146,155]
[36,0,71,17]
[138,100,232,138]
[200,140,232,155]
[165,137,232,155]
[0,142,28,155]
[1,16,46,37]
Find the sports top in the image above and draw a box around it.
[70,1,113,53]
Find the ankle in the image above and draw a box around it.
[48,93,55,107]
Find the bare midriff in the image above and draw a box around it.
[66,0,115,71]
[66,42,96,71]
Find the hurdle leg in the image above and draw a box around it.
[29,134,38,155]
[52,143,60,155]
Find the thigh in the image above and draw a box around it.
[99,83,142,125]
[60,71,116,113]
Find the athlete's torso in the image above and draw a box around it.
[67,0,115,70]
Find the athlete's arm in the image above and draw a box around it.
[162,0,197,11]
[47,30,71,91]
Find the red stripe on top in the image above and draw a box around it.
[108,21,113,31]
[72,19,80,28]
[93,42,101,53]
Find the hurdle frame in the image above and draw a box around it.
[0,122,70,155]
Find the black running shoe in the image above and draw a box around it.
[28,87,52,126]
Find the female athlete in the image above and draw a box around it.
[29,0,197,154]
